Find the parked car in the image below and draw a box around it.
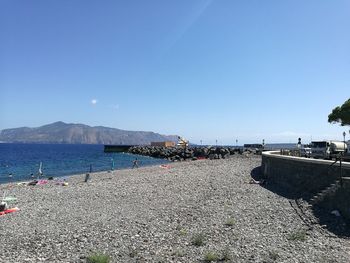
[300,147,312,158]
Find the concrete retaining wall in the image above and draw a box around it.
[262,151,350,220]
[262,151,350,195]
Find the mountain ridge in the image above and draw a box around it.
[0,122,178,145]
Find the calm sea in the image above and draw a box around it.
[0,143,168,184]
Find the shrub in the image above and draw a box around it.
[287,229,307,241]
[172,249,185,257]
[204,251,219,262]
[86,252,110,263]
[191,233,205,246]
[179,228,187,236]
[224,218,235,227]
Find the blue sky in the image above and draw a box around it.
[1,0,349,145]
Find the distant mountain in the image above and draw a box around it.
[0,121,178,145]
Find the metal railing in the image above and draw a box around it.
[330,153,343,188]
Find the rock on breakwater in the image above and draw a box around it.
[128,146,243,161]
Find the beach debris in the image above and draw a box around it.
[2,196,17,202]
[331,210,341,217]
[58,181,68,186]
[0,201,7,212]
[55,178,69,186]
[28,180,38,186]
[37,179,48,185]
[160,164,171,169]
[0,207,19,216]
[55,177,69,185]
[1,191,12,203]
[0,191,19,216]
[249,178,266,185]
[0,195,17,212]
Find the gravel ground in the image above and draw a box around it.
[0,155,349,263]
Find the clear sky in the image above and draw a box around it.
[1,0,349,145]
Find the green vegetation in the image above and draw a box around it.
[172,249,185,257]
[86,252,110,263]
[179,228,187,236]
[203,249,232,262]
[191,233,205,246]
[224,217,235,227]
[204,251,219,262]
[287,229,307,241]
[328,98,350,126]
[176,225,187,236]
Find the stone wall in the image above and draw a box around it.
[262,151,350,220]
[262,151,350,195]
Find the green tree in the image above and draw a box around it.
[328,98,350,126]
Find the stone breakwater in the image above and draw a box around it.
[1,156,349,262]
[128,146,244,161]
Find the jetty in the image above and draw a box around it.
[103,145,135,153]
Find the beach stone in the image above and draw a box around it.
[0,156,349,262]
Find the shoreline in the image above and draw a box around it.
[0,152,170,186]
[0,155,349,262]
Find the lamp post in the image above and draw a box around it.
[297,138,301,156]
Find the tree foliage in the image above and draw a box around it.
[328,98,350,126]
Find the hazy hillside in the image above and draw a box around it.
[0,122,178,145]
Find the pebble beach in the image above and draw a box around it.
[0,155,349,262]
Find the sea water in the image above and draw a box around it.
[0,143,168,184]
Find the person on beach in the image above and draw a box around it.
[132,158,139,168]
